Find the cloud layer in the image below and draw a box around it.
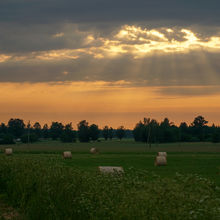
[0,1,220,125]
[0,1,220,97]
[0,25,220,88]
[0,0,220,25]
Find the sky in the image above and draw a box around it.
[0,0,220,128]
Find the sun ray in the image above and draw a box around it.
[1,25,220,63]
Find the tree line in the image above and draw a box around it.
[0,119,130,144]
[0,115,220,145]
[133,116,220,146]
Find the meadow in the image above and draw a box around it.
[0,140,220,219]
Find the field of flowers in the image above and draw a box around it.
[0,154,220,220]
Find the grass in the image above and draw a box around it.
[1,139,220,153]
[0,194,21,220]
[0,140,220,219]
[1,140,220,185]
[1,152,220,185]
[0,156,220,220]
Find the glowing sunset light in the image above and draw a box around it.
[0,54,11,63]
[52,32,64,38]
[1,26,220,63]
[0,82,220,128]
[0,0,220,127]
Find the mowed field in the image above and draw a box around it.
[1,139,220,185]
[1,140,220,219]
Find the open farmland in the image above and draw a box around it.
[0,140,220,219]
[1,139,220,184]
[1,139,220,153]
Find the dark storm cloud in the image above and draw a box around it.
[0,0,219,25]
[0,0,220,99]
[0,0,220,54]
[0,23,92,53]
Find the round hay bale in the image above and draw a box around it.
[155,156,167,166]
[90,147,99,154]
[98,166,124,174]
[5,148,13,156]
[63,151,72,159]
[157,152,167,157]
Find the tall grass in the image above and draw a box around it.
[0,156,220,219]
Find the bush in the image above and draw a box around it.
[0,133,15,145]
[21,133,38,143]
[190,136,200,142]
[0,157,220,220]
[212,132,220,143]
[60,131,76,143]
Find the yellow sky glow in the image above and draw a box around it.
[0,82,220,128]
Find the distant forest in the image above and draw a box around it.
[0,115,220,145]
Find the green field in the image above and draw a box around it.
[1,140,220,184]
[0,140,220,219]
[1,139,220,153]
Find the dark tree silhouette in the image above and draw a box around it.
[0,114,219,145]
[108,127,114,140]
[212,130,220,143]
[77,120,90,142]
[21,133,38,143]
[102,126,109,140]
[133,121,144,142]
[180,122,188,132]
[148,119,159,145]
[133,118,159,147]
[50,122,64,140]
[140,118,151,144]
[116,126,125,141]
[89,124,99,141]
[42,124,49,138]
[160,118,172,128]
[8,118,25,138]
[179,122,190,142]
[60,123,76,143]
[0,123,7,134]
[33,122,41,138]
[0,133,14,144]
[159,118,177,143]
[133,117,181,144]
[191,116,208,141]
[191,116,208,128]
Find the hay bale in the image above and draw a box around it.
[98,166,124,174]
[157,152,167,157]
[90,147,99,154]
[63,151,72,159]
[5,148,13,156]
[155,156,167,166]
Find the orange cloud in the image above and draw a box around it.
[0,54,11,63]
